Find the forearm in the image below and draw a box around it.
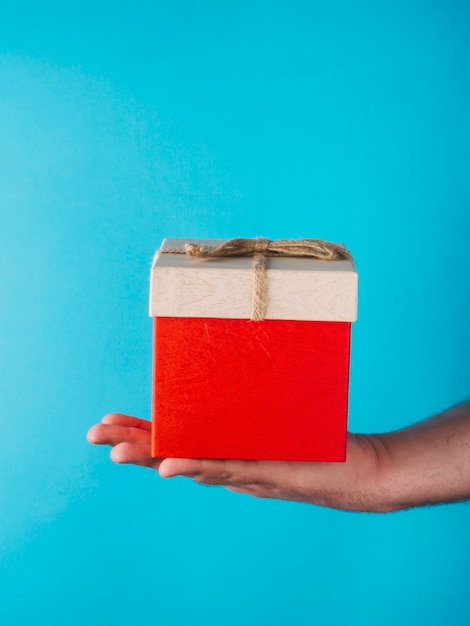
[371,401,470,512]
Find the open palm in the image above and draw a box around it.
[87,413,380,510]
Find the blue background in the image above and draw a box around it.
[1,2,469,624]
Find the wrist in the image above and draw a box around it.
[346,434,400,513]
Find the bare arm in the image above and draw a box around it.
[87,401,470,513]
[369,401,470,511]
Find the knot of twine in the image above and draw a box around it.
[163,238,351,321]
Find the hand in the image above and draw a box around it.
[87,413,383,511]
[88,402,470,512]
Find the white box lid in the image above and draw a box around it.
[149,238,357,321]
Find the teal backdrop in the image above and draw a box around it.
[1,2,469,624]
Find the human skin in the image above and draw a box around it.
[87,401,470,512]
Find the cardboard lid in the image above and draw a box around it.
[149,238,357,321]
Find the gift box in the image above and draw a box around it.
[149,238,357,462]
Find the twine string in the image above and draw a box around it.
[161,238,351,321]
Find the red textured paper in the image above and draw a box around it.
[152,317,351,462]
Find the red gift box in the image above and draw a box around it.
[150,238,357,462]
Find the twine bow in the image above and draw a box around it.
[163,238,351,321]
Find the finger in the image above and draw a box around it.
[111,442,162,471]
[101,413,152,432]
[159,458,240,481]
[159,458,276,487]
[158,458,205,478]
[225,485,266,497]
[87,424,151,446]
